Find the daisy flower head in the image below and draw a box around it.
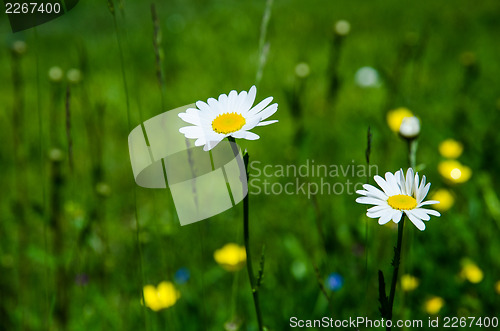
[178,86,278,151]
[356,168,441,231]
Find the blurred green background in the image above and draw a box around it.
[1,0,500,330]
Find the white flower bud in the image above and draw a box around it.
[334,20,351,36]
[67,68,82,84]
[399,116,420,139]
[355,66,380,88]
[12,40,27,55]
[294,62,310,78]
[48,66,64,82]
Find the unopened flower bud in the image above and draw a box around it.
[334,20,350,36]
[399,116,420,139]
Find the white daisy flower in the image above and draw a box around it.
[178,86,278,151]
[356,168,440,231]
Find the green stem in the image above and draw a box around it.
[243,178,264,331]
[227,137,264,331]
[407,139,417,169]
[387,215,405,330]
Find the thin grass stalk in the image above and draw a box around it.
[255,0,273,88]
[48,149,70,329]
[327,28,346,102]
[108,1,148,328]
[32,27,53,330]
[8,38,28,331]
[151,4,167,111]
[65,85,73,171]
[364,127,372,292]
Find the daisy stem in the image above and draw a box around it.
[387,214,405,326]
[407,139,418,169]
[227,137,265,331]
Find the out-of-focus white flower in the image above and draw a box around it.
[295,62,310,78]
[67,68,82,84]
[12,40,27,55]
[399,116,420,139]
[48,66,64,82]
[334,20,351,36]
[355,66,380,88]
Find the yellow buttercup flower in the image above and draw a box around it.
[460,261,483,284]
[143,281,180,311]
[214,243,246,272]
[401,274,419,291]
[439,139,463,159]
[387,108,413,133]
[431,189,455,212]
[495,280,500,295]
[438,160,472,184]
[425,296,445,315]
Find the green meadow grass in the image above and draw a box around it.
[1,0,500,330]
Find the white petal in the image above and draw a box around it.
[194,138,206,146]
[409,208,430,221]
[378,211,394,225]
[385,172,401,195]
[392,210,403,223]
[418,182,431,204]
[405,210,426,231]
[178,113,201,126]
[234,90,248,111]
[406,168,414,195]
[367,205,389,213]
[196,101,211,113]
[415,208,440,217]
[241,116,262,131]
[367,206,392,218]
[414,173,420,197]
[356,197,387,206]
[179,126,203,139]
[240,86,257,113]
[247,96,273,117]
[227,90,238,111]
[397,169,406,195]
[417,200,440,207]
[256,120,278,126]
[256,103,278,121]
[362,184,388,200]
[241,131,260,140]
[203,138,224,151]
[374,175,394,196]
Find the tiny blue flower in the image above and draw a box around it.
[326,272,343,291]
[174,267,190,284]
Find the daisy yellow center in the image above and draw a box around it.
[212,112,246,134]
[387,194,417,210]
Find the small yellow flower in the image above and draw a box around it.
[425,296,445,315]
[439,139,463,159]
[401,274,419,291]
[143,281,180,311]
[214,243,246,272]
[495,280,500,295]
[387,108,413,133]
[438,160,472,184]
[460,261,483,284]
[431,189,455,212]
